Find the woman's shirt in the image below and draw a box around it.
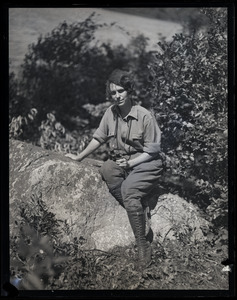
[93,104,161,157]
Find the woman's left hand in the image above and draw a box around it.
[116,157,129,169]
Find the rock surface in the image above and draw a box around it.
[10,139,209,251]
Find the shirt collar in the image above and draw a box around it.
[126,105,138,120]
[112,104,138,121]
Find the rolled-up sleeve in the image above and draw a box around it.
[92,108,110,144]
[93,128,108,144]
[143,115,161,154]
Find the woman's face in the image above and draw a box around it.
[109,83,129,107]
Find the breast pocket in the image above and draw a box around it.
[108,129,115,138]
[131,132,143,141]
[130,132,143,151]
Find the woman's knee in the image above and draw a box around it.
[99,160,126,185]
[100,160,114,176]
[121,186,143,211]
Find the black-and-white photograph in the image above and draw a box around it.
[4,3,235,296]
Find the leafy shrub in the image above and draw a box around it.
[38,112,91,153]
[82,101,111,118]
[10,187,67,290]
[146,8,228,218]
[9,71,33,121]
[9,108,38,142]
[14,14,143,127]
[10,225,66,290]
[18,14,107,124]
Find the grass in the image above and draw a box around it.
[10,218,229,291]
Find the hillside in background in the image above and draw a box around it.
[104,7,205,23]
[9,7,182,76]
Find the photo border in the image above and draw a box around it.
[1,0,235,298]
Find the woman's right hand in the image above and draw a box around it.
[65,153,81,161]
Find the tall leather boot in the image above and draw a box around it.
[127,208,152,269]
[142,201,151,236]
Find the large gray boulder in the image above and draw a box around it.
[9,139,209,251]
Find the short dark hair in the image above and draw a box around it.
[106,69,134,100]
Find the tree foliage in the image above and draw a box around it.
[11,14,151,130]
[18,14,111,124]
[146,8,228,215]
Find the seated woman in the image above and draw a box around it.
[66,69,163,269]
